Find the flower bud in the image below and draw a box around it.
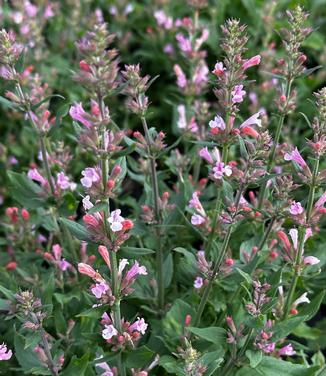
[6,261,17,270]
[79,60,91,72]
[21,208,30,221]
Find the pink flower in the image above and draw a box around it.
[212,162,232,179]
[44,4,54,19]
[154,10,173,29]
[24,1,38,17]
[129,317,148,335]
[289,202,304,215]
[0,343,12,361]
[108,209,124,232]
[212,62,226,76]
[102,324,118,340]
[81,167,100,188]
[259,342,276,354]
[91,282,109,299]
[98,245,111,268]
[69,103,92,128]
[78,263,97,279]
[59,259,70,271]
[174,64,187,89]
[231,85,246,103]
[209,114,226,131]
[315,192,326,208]
[284,147,307,169]
[242,55,261,70]
[176,33,192,54]
[192,63,209,86]
[191,214,206,226]
[82,195,93,211]
[188,192,202,210]
[199,147,214,164]
[27,168,47,186]
[195,28,209,50]
[194,276,203,289]
[303,256,320,265]
[278,344,295,356]
[125,261,147,281]
[177,105,187,129]
[163,43,174,55]
[57,172,74,190]
[239,112,262,128]
[96,361,115,376]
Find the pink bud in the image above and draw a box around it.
[241,126,259,138]
[225,258,234,266]
[122,219,134,231]
[78,263,97,278]
[79,60,91,72]
[98,245,111,268]
[21,208,30,220]
[185,314,192,326]
[83,214,100,228]
[242,55,261,70]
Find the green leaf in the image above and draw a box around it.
[0,285,15,300]
[187,327,227,345]
[120,246,155,258]
[59,218,90,241]
[236,356,319,376]
[298,291,325,321]
[0,95,17,109]
[236,268,252,284]
[272,316,307,342]
[61,354,89,376]
[159,355,185,376]
[125,346,155,368]
[31,94,65,111]
[7,171,46,209]
[163,253,173,288]
[246,350,263,368]
[14,331,43,371]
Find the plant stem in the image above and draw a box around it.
[193,171,247,327]
[140,115,164,311]
[283,156,319,318]
[40,328,59,376]
[98,95,126,376]
[258,79,293,208]
[14,78,56,196]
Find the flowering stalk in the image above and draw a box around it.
[258,6,311,207]
[193,169,248,327]
[140,114,165,310]
[283,87,326,317]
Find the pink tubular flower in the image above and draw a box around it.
[194,276,203,289]
[91,282,109,299]
[27,168,47,186]
[199,147,214,164]
[176,33,192,54]
[289,202,304,215]
[0,343,12,361]
[129,317,148,335]
[108,209,124,232]
[173,64,187,89]
[303,256,320,265]
[212,61,226,76]
[188,191,202,210]
[69,103,92,128]
[209,114,226,131]
[57,172,75,190]
[212,162,232,179]
[102,324,118,340]
[78,263,97,279]
[81,167,100,188]
[315,192,326,209]
[284,147,307,169]
[192,63,209,86]
[242,55,261,71]
[96,361,115,376]
[191,214,206,226]
[239,112,262,129]
[231,85,246,104]
[125,261,147,281]
[278,344,296,356]
[98,245,111,268]
[82,195,93,211]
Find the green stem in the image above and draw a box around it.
[140,115,164,311]
[283,157,320,318]
[258,79,293,208]
[193,172,246,327]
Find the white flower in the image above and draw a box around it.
[102,324,118,340]
[108,209,124,232]
[293,292,310,307]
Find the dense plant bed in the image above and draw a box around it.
[0,1,326,375]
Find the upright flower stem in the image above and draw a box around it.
[98,94,125,376]
[193,170,247,327]
[258,78,293,208]
[140,115,164,311]
[14,76,56,196]
[283,157,320,318]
